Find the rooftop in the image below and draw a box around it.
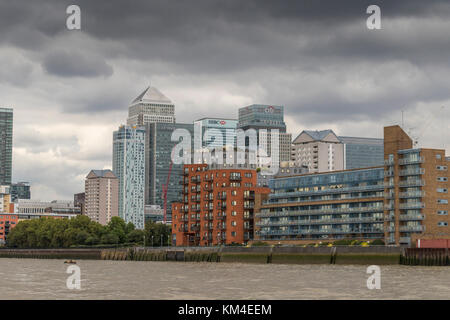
[131,86,172,104]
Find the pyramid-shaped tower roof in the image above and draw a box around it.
[132,86,172,104]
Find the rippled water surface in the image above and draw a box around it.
[0,259,449,299]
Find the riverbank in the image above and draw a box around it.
[0,246,448,265]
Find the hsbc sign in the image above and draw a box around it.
[208,120,227,126]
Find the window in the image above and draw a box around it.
[436,154,442,160]
[438,199,448,204]
[437,222,448,227]
[231,221,237,226]
[231,231,236,237]
[231,201,237,206]
[231,211,237,216]
[437,177,448,182]
[437,166,447,171]
[437,211,448,215]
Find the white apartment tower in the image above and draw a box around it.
[85,170,119,225]
[291,130,344,173]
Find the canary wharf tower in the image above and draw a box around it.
[127,86,176,126]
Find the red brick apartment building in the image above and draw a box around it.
[384,125,449,245]
[0,214,18,244]
[172,164,270,246]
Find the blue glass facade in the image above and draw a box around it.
[256,167,385,241]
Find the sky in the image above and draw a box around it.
[0,0,449,200]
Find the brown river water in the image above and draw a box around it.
[0,259,449,299]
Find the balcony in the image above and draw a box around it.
[244,203,254,209]
[256,216,385,227]
[399,225,424,232]
[192,207,201,212]
[203,176,213,182]
[384,213,395,221]
[399,202,425,210]
[399,191,424,198]
[399,180,425,187]
[398,157,424,165]
[399,214,424,221]
[385,192,395,199]
[217,194,227,200]
[384,171,395,177]
[256,206,385,218]
[384,159,394,166]
[190,226,200,232]
[216,215,226,220]
[399,168,425,176]
[244,193,255,200]
[229,175,242,181]
[191,176,201,184]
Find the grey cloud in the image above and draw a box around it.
[42,50,113,78]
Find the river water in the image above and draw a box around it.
[0,259,448,299]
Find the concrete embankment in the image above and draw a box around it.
[0,246,406,265]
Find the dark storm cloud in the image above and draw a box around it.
[1,0,449,199]
[42,50,113,78]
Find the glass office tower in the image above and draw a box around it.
[113,125,146,229]
[0,108,13,185]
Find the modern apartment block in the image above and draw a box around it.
[172,164,270,246]
[291,130,344,173]
[384,125,449,245]
[127,86,175,126]
[193,118,238,149]
[85,170,119,225]
[255,167,385,243]
[0,185,12,213]
[74,192,85,215]
[238,104,292,163]
[291,130,384,172]
[339,136,384,169]
[0,108,13,185]
[113,125,146,229]
[145,122,194,219]
[10,182,31,202]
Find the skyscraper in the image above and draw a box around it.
[145,122,193,219]
[85,170,119,225]
[237,104,292,163]
[339,136,384,169]
[193,118,238,149]
[0,108,13,185]
[127,86,175,126]
[113,125,146,229]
